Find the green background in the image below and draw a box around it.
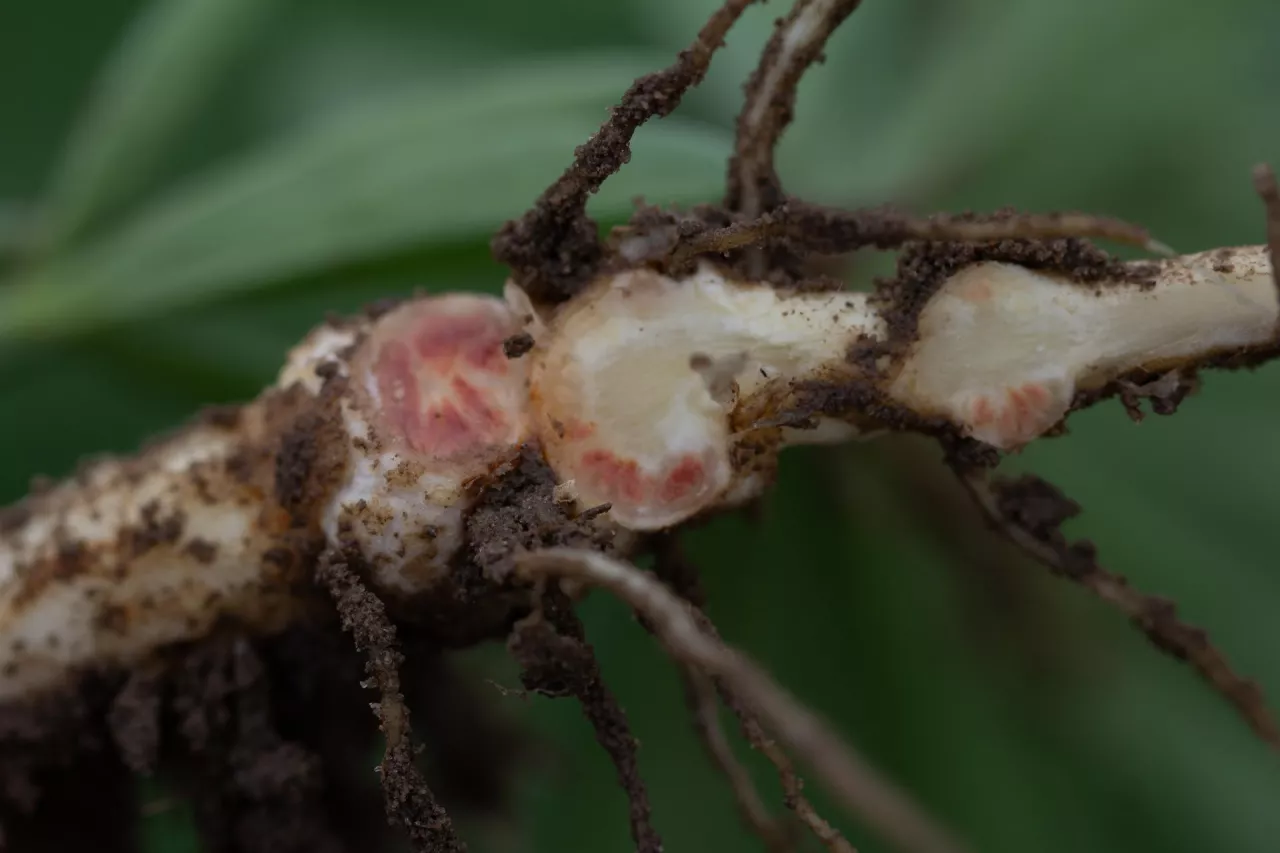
[2,0,1280,850]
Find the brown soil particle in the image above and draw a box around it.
[185,537,220,564]
[988,475,1098,581]
[657,201,1160,294]
[316,550,466,853]
[509,587,663,853]
[108,665,164,774]
[1083,368,1200,423]
[129,500,186,556]
[490,0,756,303]
[466,445,617,576]
[275,415,321,515]
[273,388,350,528]
[788,374,1001,472]
[502,332,535,360]
[200,404,244,430]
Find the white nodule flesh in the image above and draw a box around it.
[321,295,533,593]
[890,247,1277,449]
[529,264,882,530]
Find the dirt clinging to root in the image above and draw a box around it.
[316,551,467,853]
[464,449,659,849]
[508,587,663,853]
[489,0,756,303]
[726,1,865,217]
[0,609,525,853]
[466,445,618,577]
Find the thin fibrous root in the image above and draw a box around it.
[957,470,1280,751]
[490,0,757,303]
[727,0,865,229]
[684,670,796,853]
[653,538,840,851]
[515,547,971,853]
[670,203,1170,269]
[315,550,466,853]
[714,656,858,853]
[508,588,663,853]
[652,545,850,852]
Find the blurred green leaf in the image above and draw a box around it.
[0,202,26,258]
[32,0,280,253]
[0,55,733,345]
[108,242,505,395]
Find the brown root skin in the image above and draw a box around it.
[1253,163,1280,311]
[955,467,1280,751]
[489,0,757,303]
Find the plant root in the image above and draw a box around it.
[956,467,1280,751]
[727,0,866,220]
[508,585,663,853]
[669,202,1169,271]
[490,0,757,303]
[712,641,859,853]
[169,636,343,853]
[515,547,971,853]
[654,544,856,853]
[316,550,466,853]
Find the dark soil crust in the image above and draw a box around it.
[0,618,523,853]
